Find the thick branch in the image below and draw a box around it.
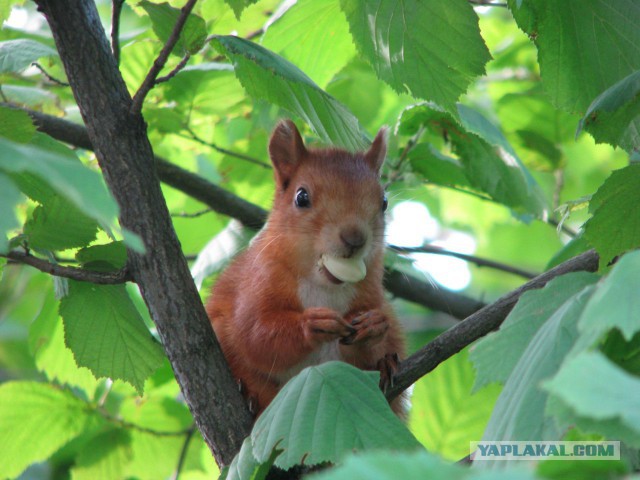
[131,0,198,114]
[4,250,131,284]
[385,249,600,400]
[34,0,252,466]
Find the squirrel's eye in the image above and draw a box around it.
[382,195,388,212]
[295,188,311,208]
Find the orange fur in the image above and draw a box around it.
[206,120,405,417]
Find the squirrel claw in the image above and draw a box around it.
[377,353,399,393]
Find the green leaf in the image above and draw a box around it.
[509,0,640,114]
[341,0,491,117]
[0,172,22,254]
[139,1,208,55]
[223,0,260,19]
[211,35,369,151]
[579,250,640,341]
[0,137,119,232]
[225,437,278,480]
[59,281,165,394]
[577,70,640,153]
[71,428,133,480]
[584,164,640,264]
[123,431,184,480]
[250,362,421,469]
[471,272,600,391]
[24,195,99,251]
[76,242,127,271]
[399,103,548,217]
[0,105,36,143]
[408,143,471,188]
[0,381,90,478]
[0,39,57,73]
[481,284,596,445]
[544,351,640,447]
[261,0,356,88]
[409,350,501,461]
[28,289,99,393]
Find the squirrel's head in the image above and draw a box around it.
[267,120,388,286]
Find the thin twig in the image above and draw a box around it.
[172,425,197,480]
[31,62,69,86]
[385,249,600,401]
[171,208,212,218]
[131,0,199,115]
[181,127,271,169]
[156,53,191,85]
[390,244,538,279]
[4,250,132,284]
[548,217,578,238]
[111,0,125,65]
[385,126,425,187]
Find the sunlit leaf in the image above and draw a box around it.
[341,0,490,117]
[59,281,165,394]
[211,35,368,151]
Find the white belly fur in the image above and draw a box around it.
[271,278,355,385]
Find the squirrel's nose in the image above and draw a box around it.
[340,226,367,256]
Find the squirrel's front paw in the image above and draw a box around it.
[302,307,355,348]
[340,309,389,345]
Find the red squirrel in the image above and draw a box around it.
[206,120,405,417]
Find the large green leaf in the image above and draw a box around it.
[261,0,355,88]
[577,70,640,153]
[579,250,640,341]
[509,0,640,114]
[544,351,640,447]
[0,39,57,73]
[28,289,99,394]
[407,143,471,189]
[481,284,596,445]
[0,137,118,231]
[139,1,207,55]
[59,281,165,394]
[211,35,369,151]
[409,350,501,461]
[0,172,21,253]
[0,381,91,478]
[249,362,421,469]
[471,272,600,391]
[24,195,99,251]
[583,164,640,264]
[399,103,548,217]
[341,0,491,117]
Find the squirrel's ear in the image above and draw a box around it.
[269,120,306,189]
[364,127,388,175]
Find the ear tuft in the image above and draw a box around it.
[268,120,306,189]
[364,127,388,174]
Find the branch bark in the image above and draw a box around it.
[33,0,252,466]
[385,249,600,400]
[3,250,131,284]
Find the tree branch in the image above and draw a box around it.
[3,250,131,284]
[385,249,600,400]
[389,244,538,279]
[34,0,252,467]
[130,0,198,115]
